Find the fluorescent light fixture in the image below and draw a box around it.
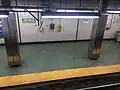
[27,9,37,11]
[9,12,13,13]
[57,9,92,12]
[57,9,99,13]
[93,10,99,12]
[27,9,43,11]
[13,8,25,11]
[106,10,120,13]
[13,8,43,12]
[39,9,43,11]
[0,15,8,18]
[42,16,99,19]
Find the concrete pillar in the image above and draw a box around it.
[1,13,21,66]
[88,14,108,59]
[88,0,108,60]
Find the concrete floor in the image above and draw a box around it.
[0,40,120,76]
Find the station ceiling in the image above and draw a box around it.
[0,0,120,10]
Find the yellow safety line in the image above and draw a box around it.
[0,64,120,87]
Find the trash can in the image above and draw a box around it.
[116,31,120,42]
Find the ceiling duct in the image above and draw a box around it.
[1,0,11,7]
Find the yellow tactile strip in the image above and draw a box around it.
[0,64,120,87]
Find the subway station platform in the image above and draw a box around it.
[0,40,120,89]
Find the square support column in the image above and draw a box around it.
[88,14,108,60]
[1,13,21,66]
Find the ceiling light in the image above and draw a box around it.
[39,9,43,11]
[93,10,99,12]
[13,8,43,12]
[0,15,8,18]
[42,16,99,19]
[106,10,120,13]
[13,8,25,11]
[57,9,98,13]
[9,12,13,13]
[57,9,92,12]
[27,9,43,11]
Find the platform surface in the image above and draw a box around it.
[0,41,120,76]
[0,40,120,87]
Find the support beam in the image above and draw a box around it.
[88,0,108,60]
[1,13,21,66]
